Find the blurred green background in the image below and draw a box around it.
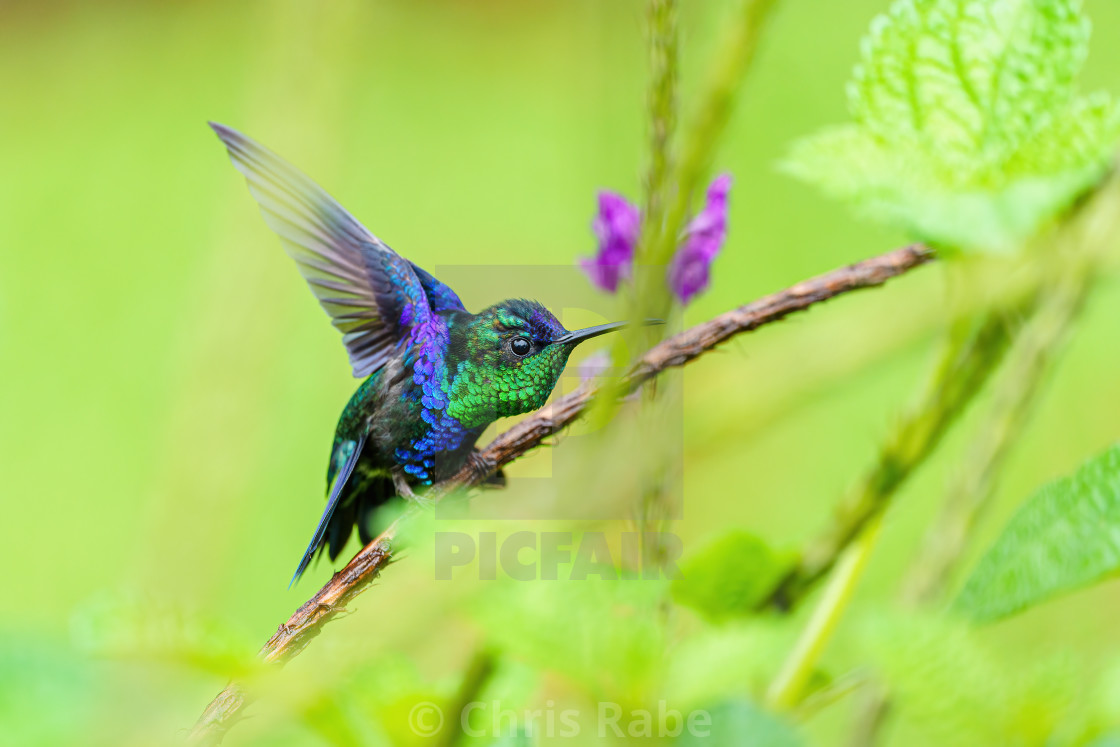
[3,0,1120,744]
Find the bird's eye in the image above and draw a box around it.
[510,337,531,357]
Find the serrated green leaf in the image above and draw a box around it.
[670,531,793,623]
[786,0,1120,253]
[955,443,1120,622]
[1006,93,1120,175]
[850,0,1088,170]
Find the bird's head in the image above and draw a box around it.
[444,299,637,428]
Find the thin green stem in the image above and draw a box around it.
[767,518,883,711]
[759,275,1017,713]
[762,307,1017,610]
[626,0,681,566]
[639,0,780,320]
[903,277,1089,606]
[439,648,497,747]
[763,268,1049,708]
[846,683,891,747]
[761,285,1024,713]
[637,0,678,259]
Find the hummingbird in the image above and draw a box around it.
[210,123,648,585]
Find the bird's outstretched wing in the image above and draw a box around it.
[210,122,446,377]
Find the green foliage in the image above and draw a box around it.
[1087,659,1120,741]
[859,614,1085,745]
[312,654,457,746]
[785,0,1120,253]
[6,1,1120,745]
[670,531,793,622]
[485,733,534,747]
[663,623,794,708]
[675,699,803,747]
[70,591,257,679]
[955,444,1120,622]
[471,575,667,701]
[0,641,95,746]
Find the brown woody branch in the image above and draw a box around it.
[188,243,934,743]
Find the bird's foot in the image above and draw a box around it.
[393,467,437,508]
[468,450,506,489]
[391,466,418,498]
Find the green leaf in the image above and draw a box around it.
[664,623,795,709]
[323,654,454,746]
[850,0,1088,164]
[670,531,793,623]
[785,0,1120,253]
[858,614,1083,745]
[471,576,666,699]
[955,444,1120,622]
[674,699,803,747]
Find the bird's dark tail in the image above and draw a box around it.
[290,434,367,587]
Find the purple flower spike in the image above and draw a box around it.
[668,174,732,305]
[580,191,641,293]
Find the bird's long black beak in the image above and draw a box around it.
[554,318,664,346]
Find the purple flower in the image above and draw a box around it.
[668,174,732,305]
[580,175,732,304]
[580,191,641,292]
